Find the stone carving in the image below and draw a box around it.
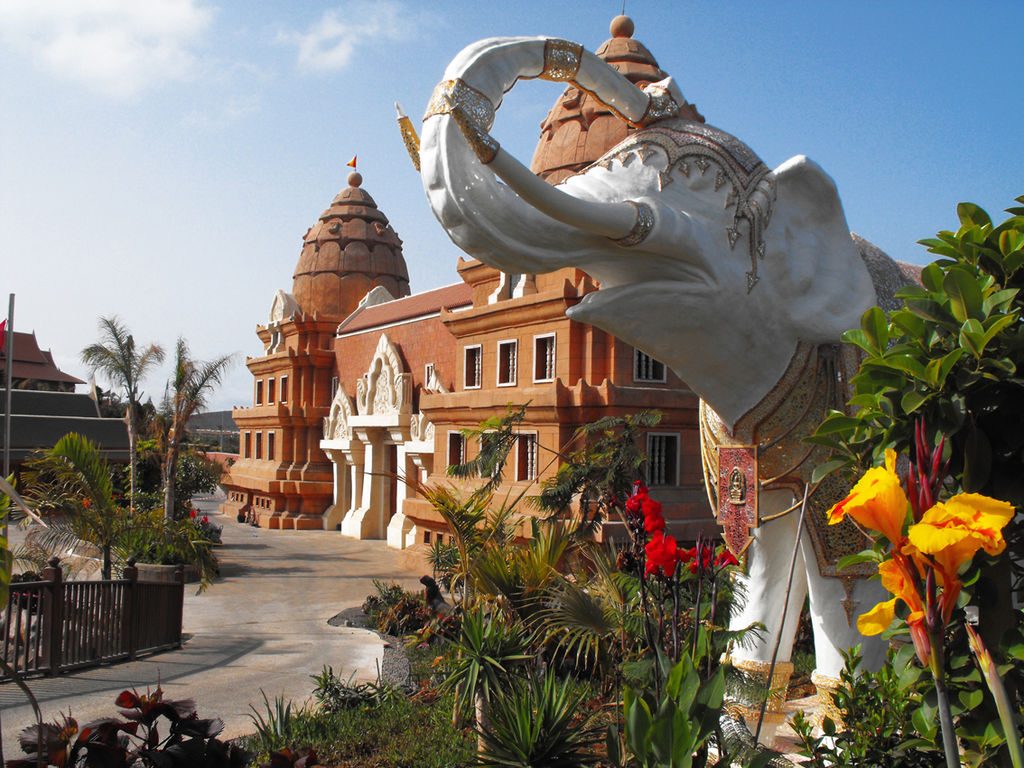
[420,33,908,734]
[423,365,449,394]
[409,413,435,443]
[324,383,354,441]
[356,333,412,416]
[269,290,300,325]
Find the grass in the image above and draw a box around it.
[238,690,475,768]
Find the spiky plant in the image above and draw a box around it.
[476,671,603,768]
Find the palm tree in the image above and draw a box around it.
[161,338,232,521]
[25,433,132,580]
[81,316,164,514]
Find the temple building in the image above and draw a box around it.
[0,330,130,470]
[222,18,715,545]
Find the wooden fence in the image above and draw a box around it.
[0,558,185,681]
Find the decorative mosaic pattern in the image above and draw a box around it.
[611,201,655,247]
[639,82,681,125]
[598,119,776,293]
[423,78,496,133]
[538,39,583,82]
[451,108,500,164]
[701,341,872,579]
[718,445,758,557]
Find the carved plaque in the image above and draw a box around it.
[717,445,758,558]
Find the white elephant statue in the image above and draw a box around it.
[420,35,902,742]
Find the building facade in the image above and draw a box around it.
[222,18,716,545]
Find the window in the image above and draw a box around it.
[243,432,252,458]
[646,433,679,486]
[534,334,555,382]
[516,433,538,481]
[423,530,432,545]
[634,350,666,383]
[255,431,263,460]
[255,380,264,405]
[268,432,276,461]
[331,376,339,398]
[448,431,466,468]
[464,345,482,389]
[497,340,517,386]
[280,375,288,404]
[268,378,276,404]
[424,362,435,386]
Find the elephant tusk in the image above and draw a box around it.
[488,147,638,240]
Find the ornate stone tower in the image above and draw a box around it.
[221,171,412,529]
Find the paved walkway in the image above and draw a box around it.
[1,494,425,756]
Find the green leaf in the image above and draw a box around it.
[811,459,847,484]
[997,228,1024,256]
[861,306,890,353]
[815,412,861,435]
[944,268,984,322]
[982,288,1019,315]
[837,550,884,570]
[901,388,931,414]
[957,201,993,228]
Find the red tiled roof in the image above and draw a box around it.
[337,282,472,335]
[1,331,85,385]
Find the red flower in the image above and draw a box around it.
[189,509,197,519]
[641,496,665,533]
[625,481,648,517]
[715,550,739,568]
[645,531,679,577]
[201,515,209,525]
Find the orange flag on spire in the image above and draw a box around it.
[347,155,358,169]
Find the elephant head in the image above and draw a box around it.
[420,36,876,430]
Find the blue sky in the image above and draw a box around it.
[1,1,1021,410]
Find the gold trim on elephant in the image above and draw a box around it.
[423,78,496,133]
[610,201,655,247]
[700,342,873,578]
[538,39,583,82]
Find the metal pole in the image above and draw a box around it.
[3,294,13,477]
[2,293,12,544]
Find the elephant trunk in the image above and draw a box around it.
[420,36,653,273]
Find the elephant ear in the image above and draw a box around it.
[771,155,876,340]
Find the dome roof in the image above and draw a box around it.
[292,171,411,319]
[530,16,704,184]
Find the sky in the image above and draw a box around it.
[1,0,1021,412]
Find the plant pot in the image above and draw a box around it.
[135,562,201,584]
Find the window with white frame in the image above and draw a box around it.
[516,433,538,481]
[464,345,482,388]
[646,433,679,486]
[255,431,264,460]
[280,375,288,403]
[424,362,435,388]
[497,340,517,386]
[534,334,555,382]
[243,432,252,458]
[255,380,264,405]
[447,431,466,468]
[268,377,276,404]
[634,350,666,382]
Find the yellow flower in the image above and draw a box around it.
[857,557,925,636]
[828,449,909,544]
[907,493,1015,577]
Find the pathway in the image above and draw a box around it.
[1,493,424,757]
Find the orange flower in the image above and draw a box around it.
[907,493,1015,576]
[857,557,925,636]
[828,449,909,544]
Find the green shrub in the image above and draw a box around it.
[361,579,431,636]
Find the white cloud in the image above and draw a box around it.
[279,1,422,73]
[0,0,214,98]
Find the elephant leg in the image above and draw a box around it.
[801,535,888,726]
[727,506,809,747]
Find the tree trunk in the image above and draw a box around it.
[163,442,179,521]
[102,544,112,580]
[475,690,488,755]
[126,407,136,515]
